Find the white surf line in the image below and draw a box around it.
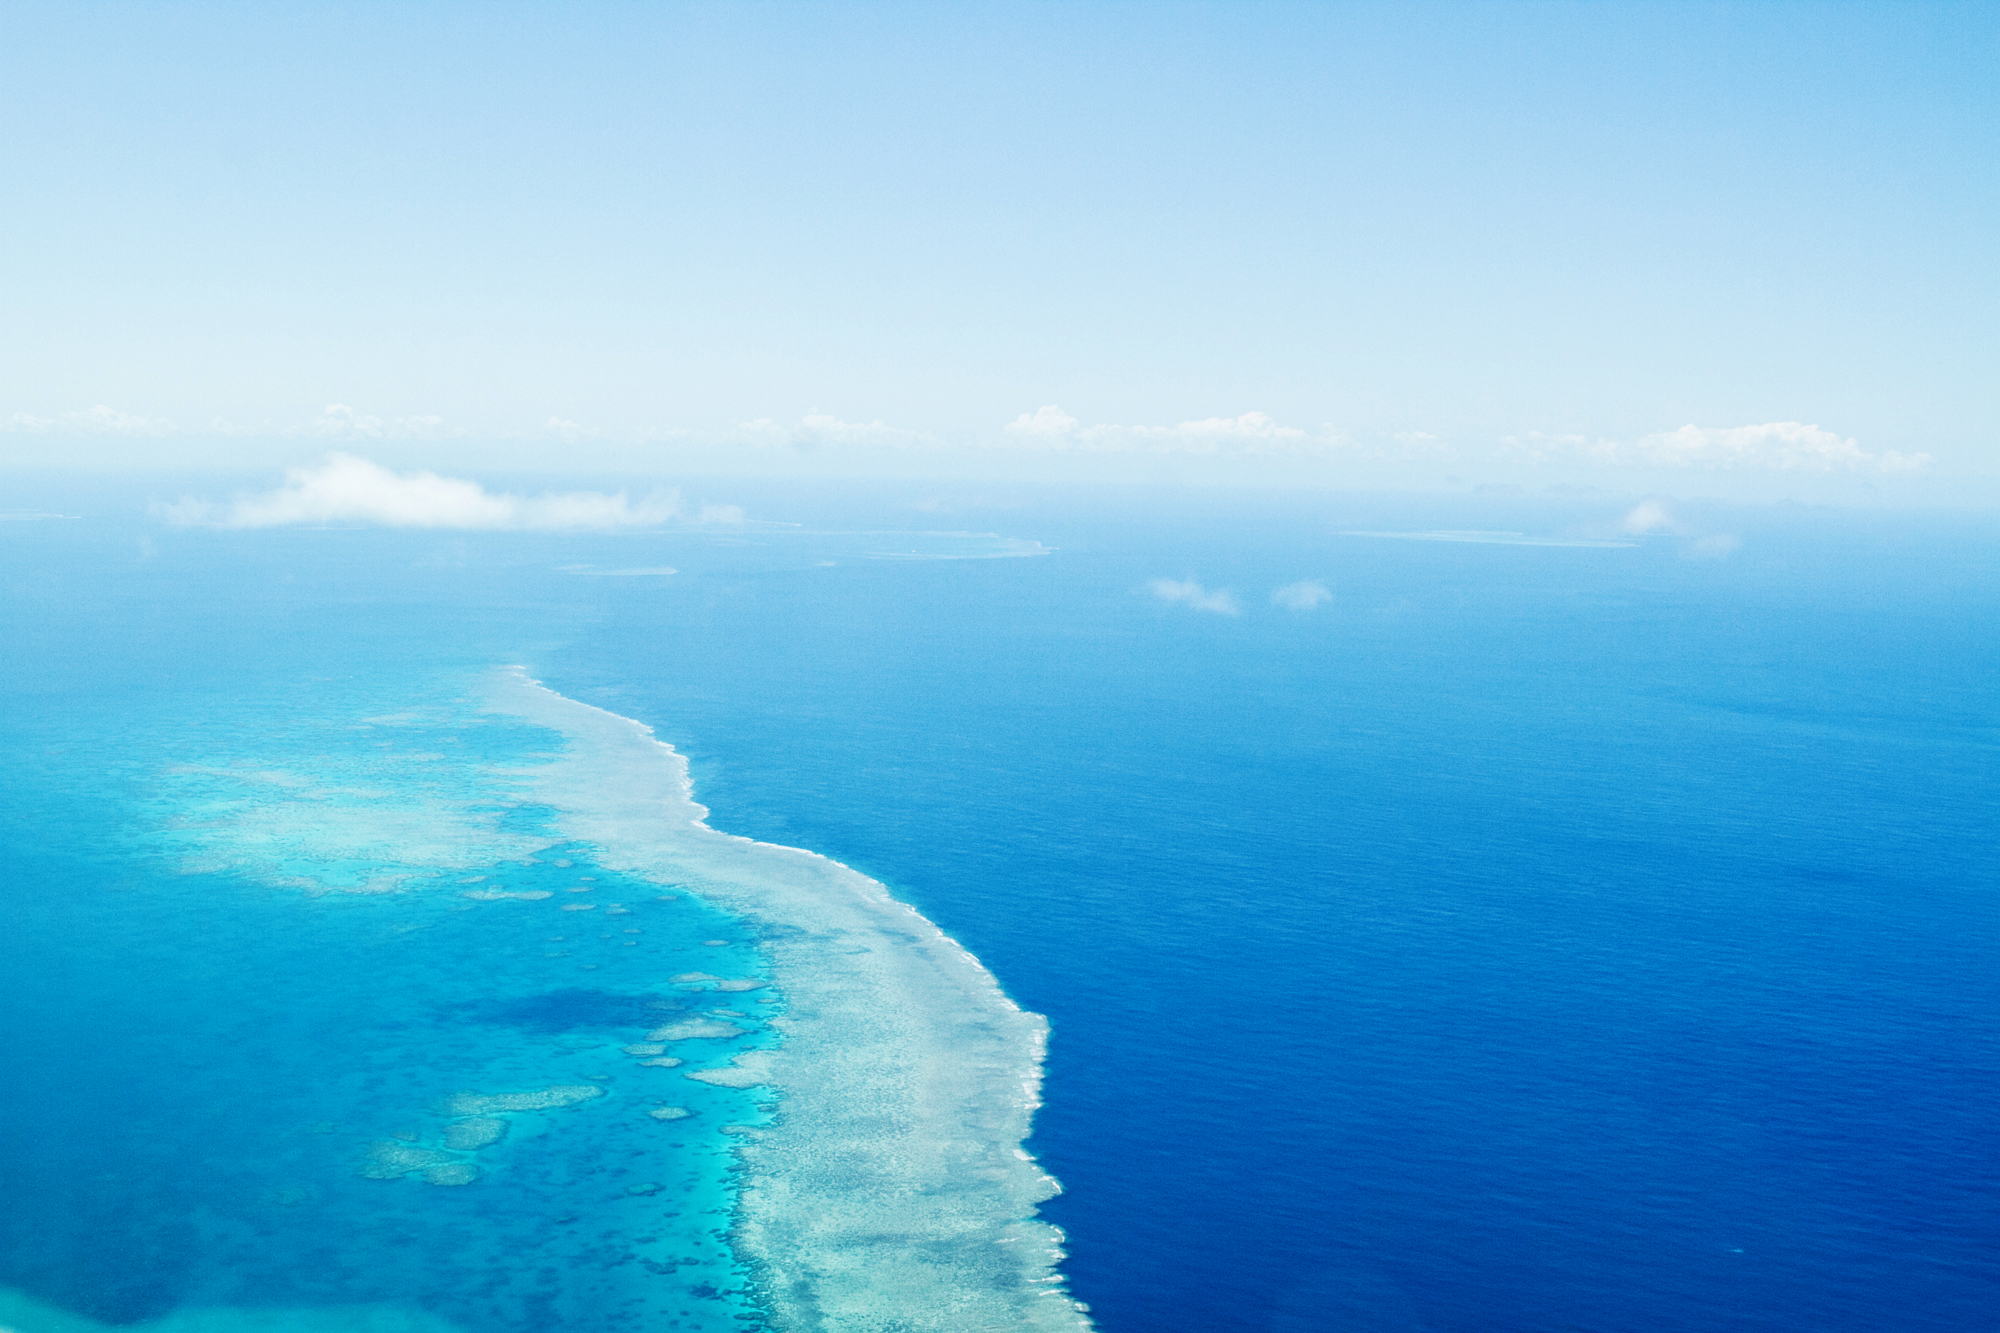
[484,666,1094,1332]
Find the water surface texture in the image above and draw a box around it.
[2,483,1995,1332]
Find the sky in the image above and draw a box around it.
[1,1,1995,501]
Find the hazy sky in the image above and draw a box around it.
[2,1,1994,497]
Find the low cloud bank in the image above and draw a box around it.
[5,403,466,441]
[741,414,929,450]
[8,400,1934,489]
[1511,422,1928,473]
[156,454,719,530]
[1006,405,1317,456]
[1148,578,1241,615]
[7,405,177,436]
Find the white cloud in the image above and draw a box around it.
[1685,534,1742,559]
[1005,405,1082,437]
[155,453,692,530]
[1271,580,1332,610]
[1509,422,1928,473]
[5,405,176,436]
[1148,578,1241,615]
[301,404,460,441]
[1620,500,1681,535]
[741,413,929,449]
[2,402,469,441]
[1156,412,1308,448]
[1625,422,1927,472]
[1002,405,1317,455]
[1617,500,1741,558]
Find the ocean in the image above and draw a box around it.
[1,478,1994,1332]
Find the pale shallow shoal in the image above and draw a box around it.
[485,667,1091,1333]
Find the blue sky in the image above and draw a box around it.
[2,1,1994,498]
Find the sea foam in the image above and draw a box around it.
[485,666,1092,1331]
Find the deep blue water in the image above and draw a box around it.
[2,478,1995,1331]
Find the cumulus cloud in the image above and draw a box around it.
[1271,580,1332,610]
[1508,422,1928,473]
[155,453,701,530]
[1003,405,1318,455]
[1148,578,1241,615]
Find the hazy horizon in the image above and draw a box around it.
[5,1,1996,505]
[2,9,1995,1331]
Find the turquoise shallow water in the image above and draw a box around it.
[2,669,776,1330]
[3,479,1995,1331]
[0,496,1086,1331]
